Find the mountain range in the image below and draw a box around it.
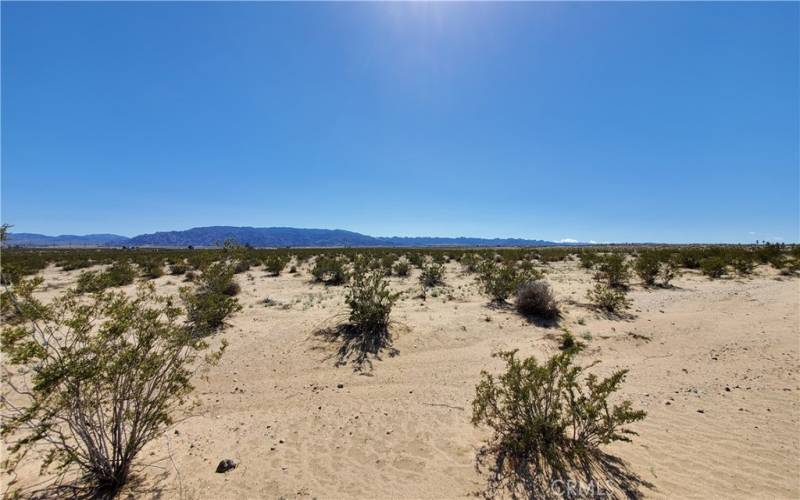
[5,226,568,248]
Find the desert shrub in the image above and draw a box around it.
[700,257,727,278]
[180,262,241,334]
[419,262,445,288]
[184,270,197,282]
[105,261,136,286]
[461,253,482,273]
[393,259,410,277]
[140,259,164,280]
[634,251,661,286]
[311,256,348,285]
[264,255,287,276]
[60,259,93,271]
[76,261,136,293]
[731,257,754,276]
[380,254,397,270]
[578,252,596,269]
[406,252,423,268]
[472,349,645,466]
[659,256,680,286]
[170,262,188,275]
[1,280,226,496]
[516,280,560,320]
[587,283,631,313]
[477,262,541,303]
[595,254,630,288]
[346,268,400,337]
[289,265,297,274]
[233,259,250,274]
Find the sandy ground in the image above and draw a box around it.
[3,259,799,499]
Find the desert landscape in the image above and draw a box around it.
[2,246,798,499]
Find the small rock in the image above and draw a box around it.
[215,459,237,473]
[337,383,344,389]
[697,409,705,414]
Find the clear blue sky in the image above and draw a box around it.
[2,2,798,243]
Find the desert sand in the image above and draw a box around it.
[4,258,799,499]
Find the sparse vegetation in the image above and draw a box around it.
[419,261,445,288]
[477,261,541,303]
[181,261,242,334]
[311,255,348,285]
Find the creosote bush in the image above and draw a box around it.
[587,283,631,313]
[76,261,136,293]
[346,268,400,337]
[1,280,226,497]
[472,348,645,467]
[264,255,287,276]
[516,280,560,320]
[311,255,348,285]
[477,262,541,303]
[419,262,445,289]
[595,254,630,288]
[180,261,242,335]
[634,251,661,286]
[393,259,410,277]
[700,257,727,278]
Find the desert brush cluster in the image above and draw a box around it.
[1,239,798,497]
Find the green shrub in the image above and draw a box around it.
[634,251,661,286]
[1,280,226,496]
[393,259,411,277]
[595,254,630,288]
[578,252,596,269]
[264,255,287,276]
[731,257,754,276]
[587,283,631,313]
[472,349,645,465]
[180,262,241,334]
[477,262,541,303]
[346,269,400,336]
[76,262,136,293]
[659,256,680,286]
[311,256,348,285]
[516,280,560,319]
[140,260,164,280]
[461,253,482,273]
[419,262,445,288]
[170,262,188,275]
[700,257,727,278]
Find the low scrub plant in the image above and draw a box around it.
[311,256,348,285]
[76,261,136,293]
[181,262,242,335]
[472,349,645,470]
[346,268,400,338]
[595,254,630,288]
[516,280,560,320]
[587,283,631,313]
[140,259,164,280]
[1,280,226,497]
[700,257,727,278]
[393,259,410,277]
[264,255,287,276]
[419,262,445,288]
[477,262,541,303]
[634,251,661,286]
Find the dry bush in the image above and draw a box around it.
[516,280,560,320]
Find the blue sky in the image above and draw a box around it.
[2,2,798,243]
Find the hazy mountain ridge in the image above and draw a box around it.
[6,226,565,248]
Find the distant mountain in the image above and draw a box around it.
[127,226,379,247]
[6,226,566,248]
[5,233,131,247]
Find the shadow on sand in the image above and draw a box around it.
[475,444,654,499]
[312,322,402,373]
